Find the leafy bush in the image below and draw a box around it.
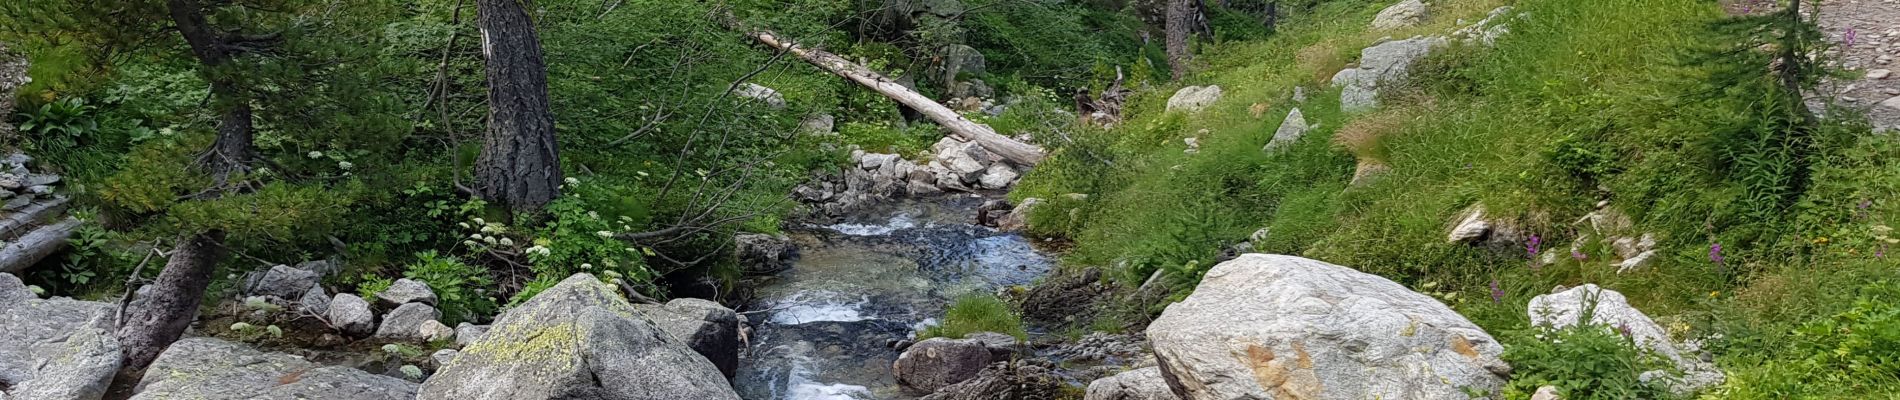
[401,251,497,325]
[1791,281,1900,384]
[13,97,101,150]
[1501,322,1670,400]
[920,293,1027,340]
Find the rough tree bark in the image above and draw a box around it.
[1165,0,1193,80]
[737,27,1045,166]
[115,0,258,377]
[474,0,563,214]
[167,0,255,179]
[116,231,228,374]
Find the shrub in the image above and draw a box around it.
[401,250,498,325]
[920,293,1027,340]
[1501,322,1671,400]
[1713,279,1900,398]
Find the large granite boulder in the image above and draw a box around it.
[130,337,415,400]
[894,337,999,393]
[0,273,121,400]
[417,273,737,400]
[1146,254,1508,400]
[632,298,742,378]
[1332,36,1447,113]
[1086,367,1180,400]
[941,44,986,81]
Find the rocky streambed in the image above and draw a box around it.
[733,196,1053,400]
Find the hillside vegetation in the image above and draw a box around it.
[1011,0,1900,397]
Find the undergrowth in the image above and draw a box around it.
[1012,0,1899,396]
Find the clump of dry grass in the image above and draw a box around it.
[1296,41,1348,84]
[1332,109,1405,164]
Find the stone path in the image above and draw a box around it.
[1817,0,1900,132]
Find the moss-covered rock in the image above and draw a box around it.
[417,273,737,400]
[130,337,414,400]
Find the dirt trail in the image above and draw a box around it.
[1817,0,1900,132]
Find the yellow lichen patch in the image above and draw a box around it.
[462,321,585,370]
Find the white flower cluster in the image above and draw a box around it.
[525,245,552,257]
[459,217,514,249]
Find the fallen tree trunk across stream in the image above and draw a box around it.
[737,27,1046,166]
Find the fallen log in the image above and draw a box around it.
[0,196,71,241]
[0,216,80,275]
[736,27,1045,166]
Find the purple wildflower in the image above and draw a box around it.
[1845,28,1858,47]
[1527,235,1542,258]
[1618,324,1633,339]
[1572,249,1587,261]
[1710,243,1725,265]
[1490,279,1504,304]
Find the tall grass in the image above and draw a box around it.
[1015,0,1898,396]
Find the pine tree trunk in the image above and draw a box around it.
[167,0,255,177]
[115,230,227,374]
[1165,0,1194,80]
[474,0,563,214]
[113,0,256,377]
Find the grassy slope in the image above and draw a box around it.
[1015,0,1900,397]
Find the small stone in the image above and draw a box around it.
[1164,85,1222,113]
[243,264,321,300]
[431,349,460,368]
[1371,0,1430,30]
[735,83,787,110]
[376,278,438,307]
[2,153,32,168]
[326,293,375,337]
[1882,96,1900,110]
[3,194,32,211]
[1870,69,1893,79]
[300,285,331,315]
[454,323,489,347]
[24,185,50,194]
[418,320,456,342]
[1531,385,1562,400]
[23,173,57,186]
[374,303,442,341]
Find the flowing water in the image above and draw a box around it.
[732,196,1055,400]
